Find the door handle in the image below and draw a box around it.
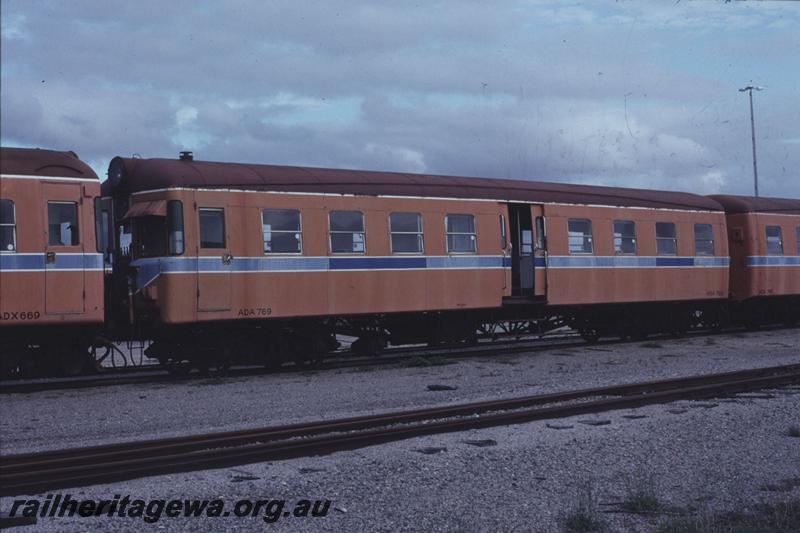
[222,253,233,265]
[46,251,56,264]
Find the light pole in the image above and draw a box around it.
[739,85,763,197]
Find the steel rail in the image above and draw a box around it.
[2,364,798,497]
[4,324,794,395]
[0,333,584,395]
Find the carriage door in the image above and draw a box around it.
[43,183,85,314]
[508,203,534,296]
[196,203,232,312]
[532,205,547,298]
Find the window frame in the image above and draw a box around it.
[694,223,715,256]
[329,210,366,254]
[198,207,227,249]
[262,208,303,255]
[389,212,424,255]
[47,200,80,247]
[0,198,17,253]
[445,213,477,254]
[765,225,784,256]
[613,219,637,255]
[567,218,594,255]
[655,222,678,256]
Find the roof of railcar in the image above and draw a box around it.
[107,156,725,212]
[708,195,800,215]
[0,147,98,180]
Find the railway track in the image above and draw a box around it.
[2,363,798,497]
[0,333,585,395]
[1,326,795,395]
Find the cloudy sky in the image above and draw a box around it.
[2,1,798,198]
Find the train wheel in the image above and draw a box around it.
[165,361,192,377]
[579,328,599,344]
[58,345,92,376]
[352,336,385,358]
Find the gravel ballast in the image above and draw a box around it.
[0,329,798,531]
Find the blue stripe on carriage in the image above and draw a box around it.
[127,253,730,290]
[330,256,427,270]
[129,255,508,289]
[546,256,729,268]
[0,253,103,270]
[746,256,800,266]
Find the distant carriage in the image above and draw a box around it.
[0,148,104,375]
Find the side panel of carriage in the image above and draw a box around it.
[725,212,800,300]
[541,204,729,306]
[125,189,512,325]
[0,175,103,328]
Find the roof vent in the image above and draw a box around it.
[179,151,193,161]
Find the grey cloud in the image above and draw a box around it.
[2,1,797,199]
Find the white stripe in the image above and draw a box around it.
[1,173,99,183]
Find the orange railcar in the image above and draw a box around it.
[105,153,731,367]
[0,148,104,375]
[710,195,800,325]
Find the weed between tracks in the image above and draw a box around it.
[656,500,800,533]
[563,480,607,533]
[787,425,800,438]
[621,471,662,514]
[561,470,800,533]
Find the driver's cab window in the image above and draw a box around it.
[133,217,167,258]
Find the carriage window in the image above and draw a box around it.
[766,226,783,255]
[446,214,476,253]
[47,201,79,246]
[521,229,533,254]
[390,212,423,253]
[797,227,800,253]
[568,219,593,254]
[167,200,185,255]
[613,220,637,255]
[656,222,677,255]
[0,199,16,252]
[694,224,715,256]
[535,216,546,251]
[330,211,365,253]
[263,209,302,254]
[101,211,110,255]
[199,208,226,248]
[93,198,105,253]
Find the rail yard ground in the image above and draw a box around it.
[1,328,799,532]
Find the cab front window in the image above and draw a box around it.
[133,216,167,258]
